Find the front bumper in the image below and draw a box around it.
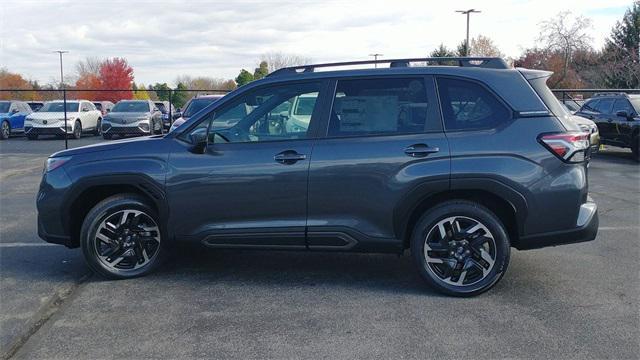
[102,121,151,135]
[25,125,73,135]
[515,199,598,250]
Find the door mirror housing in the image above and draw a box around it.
[11,108,19,114]
[172,112,182,120]
[189,130,208,154]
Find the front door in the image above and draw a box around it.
[168,80,329,248]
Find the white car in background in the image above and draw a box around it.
[25,100,102,140]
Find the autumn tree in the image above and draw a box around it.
[99,57,134,102]
[259,52,311,72]
[75,73,102,100]
[132,83,150,100]
[537,11,593,87]
[0,68,36,100]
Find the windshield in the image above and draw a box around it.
[40,102,79,112]
[183,98,216,117]
[0,102,10,113]
[112,101,149,112]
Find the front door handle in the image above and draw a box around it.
[274,150,306,164]
[404,144,439,157]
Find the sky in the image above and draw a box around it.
[0,0,633,87]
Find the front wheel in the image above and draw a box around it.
[411,200,510,297]
[0,120,10,140]
[72,120,82,139]
[94,119,102,136]
[80,194,167,279]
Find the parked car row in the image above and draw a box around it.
[0,99,183,140]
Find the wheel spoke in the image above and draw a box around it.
[480,248,495,269]
[455,270,467,285]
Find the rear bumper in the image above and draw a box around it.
[515,200,598,250]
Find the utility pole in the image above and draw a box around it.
[369,53,383,68]
[54,50,69,149]
[455,9,481,56]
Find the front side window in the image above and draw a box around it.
[437,77,510,131]
[581,99,599,113]
[328,77,431,137]
[183,81,321,144]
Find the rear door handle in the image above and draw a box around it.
[274,150,307,164]
[404,144,439,157]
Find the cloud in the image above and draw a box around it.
[0,0,631,86]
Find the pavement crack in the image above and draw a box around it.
[0,273,92,360]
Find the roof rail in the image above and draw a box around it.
[593,92,628,97]
[267,57,509,77]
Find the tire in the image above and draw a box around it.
[26,133,38,140]
[94,118,102,136]
[72,120,82,139]
[632,136,639,162]
[411,200,510,297]
[80,194,167,279]
[103,133,112,140]
[0,120,10,140]
[154,119,162,135]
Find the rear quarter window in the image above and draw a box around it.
[436,77,511,131]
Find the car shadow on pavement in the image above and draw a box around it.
[592,148,638,165]
[137,244,445,297]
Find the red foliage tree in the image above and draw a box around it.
[75,73,102,101]
[98,58,134,103]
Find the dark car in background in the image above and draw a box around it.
[154,101,173,130]
[101,100,163,139]
[0,100,32,139]
[169,94,223,132]
[37,57,598,297]
[93,101,115,117]
[575,93,640,161]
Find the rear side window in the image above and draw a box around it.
[437,77,510,131]
[612,99,632,114]
[328,77,433,137]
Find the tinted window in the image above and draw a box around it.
[581,99,599,113]
[0,102,10,113]
[155,103,167,113]
[593,98,614,113]
[183,98,217,117]
[328,77,430,137]
[437,77,510,131]
[183,82,321,144]
[612,99,633,115]
[94,103,102,111]
[112,101,150,112]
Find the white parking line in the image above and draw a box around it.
[598,226,640,231]
[0,242,57,248]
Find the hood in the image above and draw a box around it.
[50,135,162,158]
[106,111,150,118]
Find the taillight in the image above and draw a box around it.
[539,132,590,163]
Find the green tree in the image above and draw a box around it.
[430,44,455,58]
[235,69,254,87]
[456,40,469,57]
[253,61,269,80]
[171,82,188,108]
[151,83,172,102]
[132,83,150,100]
[601,1,639,88]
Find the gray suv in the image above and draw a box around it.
[37,57,598,296]
[101,100,163,139]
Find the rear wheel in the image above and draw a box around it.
[411,200,510,297]
[72,120,82,139]
[0,121,10,140]
[80,194,167,279]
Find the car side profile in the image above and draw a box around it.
[37,57,598,296]
[575,93,639,161]
[101,100,163,139]
[25,100,102,140]
[0,100,32,139]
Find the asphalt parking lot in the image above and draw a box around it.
[0,135,638,359]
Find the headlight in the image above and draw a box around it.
[45,156,71,172]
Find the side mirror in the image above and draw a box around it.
[82,108,89,112]
[106,108,111,113]
[616,110,633,120]
[172,112,182,120]
[279,111,290,119]
[189,131,208,154]
[11,108,19,114]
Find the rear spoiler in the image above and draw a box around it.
[517,68,553,80]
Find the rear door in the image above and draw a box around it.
[592,97,615,140]
[611,98,635,145]
[306,76,450,251]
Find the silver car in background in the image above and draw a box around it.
[102,100,163,139]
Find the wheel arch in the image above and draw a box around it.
[397,180,527,250]
[64,175,168,248]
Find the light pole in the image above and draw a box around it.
[455,9,481,56]
[54,50,69,149]
[369,53,383,68]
